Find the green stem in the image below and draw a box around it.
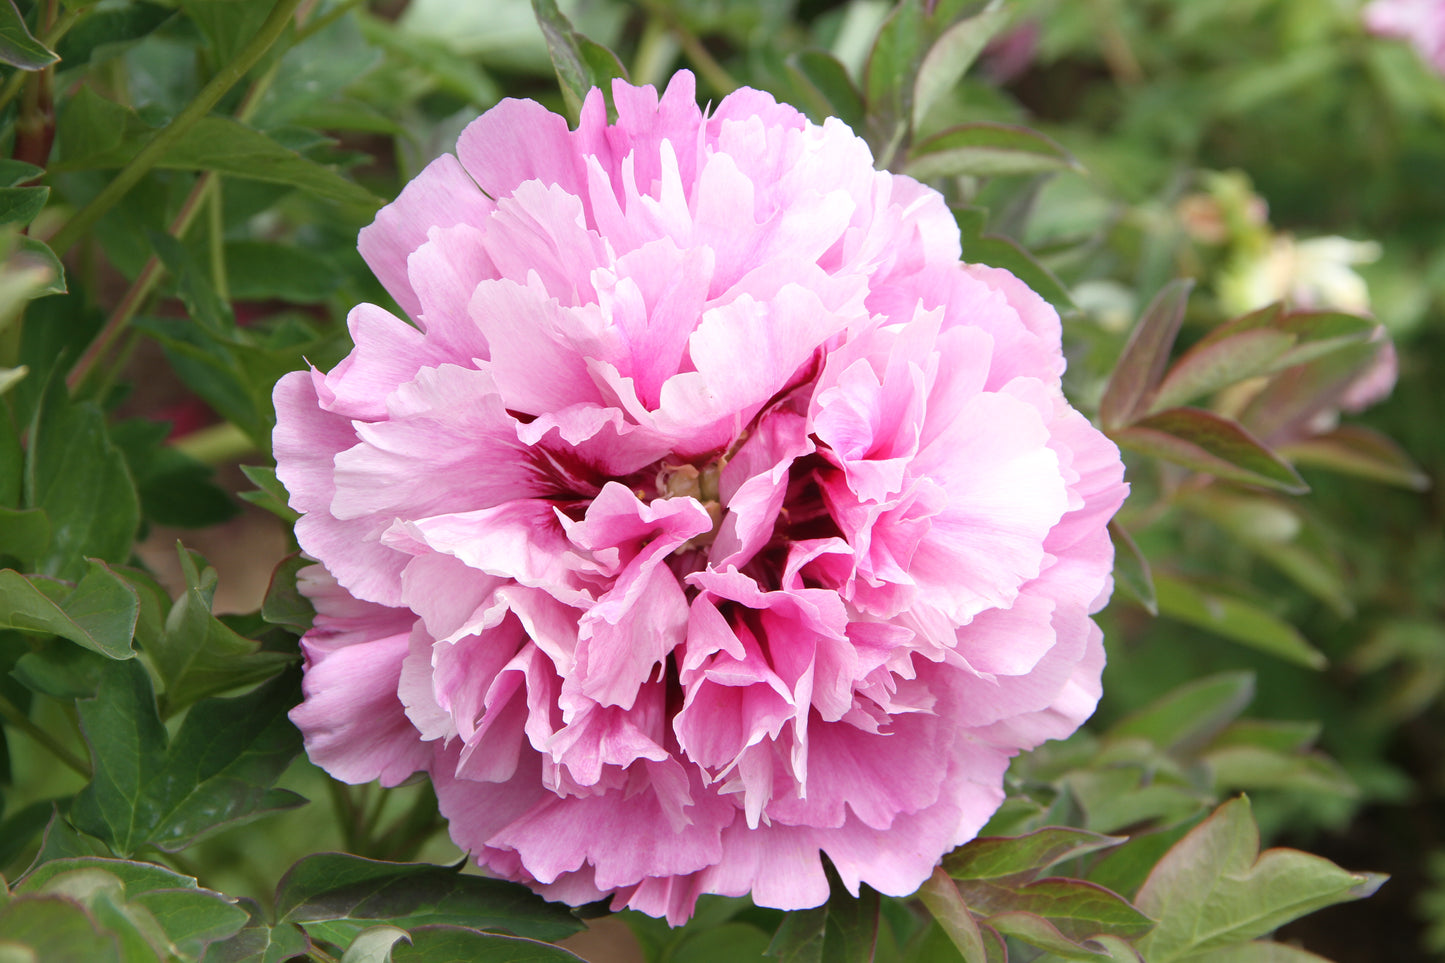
[0,692,92,779]
[46,0,306,258]
[294,0,367,43]
[207,176,228,302]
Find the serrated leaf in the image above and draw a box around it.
[27,401,140,579]
[1107,673,1255,757]
[1279,425,1430,491]
[72,661,305,855]
[0,561,138,659]
[1099,280,1194,430]
[1108,521,1156,615]
[1135,797,1383,963]
[388,924,585,962]
[907,123,1076,180]
[912,1,1009,128]
[530,0,628,122]
[276,853,583,944]
[1153,575,1325,669]
[1114,407,1308,494]
[945,828,1126,884]
[0,0,57,70]
[785,50,865,130]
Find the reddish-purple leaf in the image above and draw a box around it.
[987,911,1145,961]
[1149,329,1295,413]
[957,878,1155,940]
[1099,280,1194,429]
[1279,425,1430,491]
[1113,407,1307,493]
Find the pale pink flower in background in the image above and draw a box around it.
[274,71,1127,923]
[1365,0,1445,73]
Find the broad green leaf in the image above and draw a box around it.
[109,421,238,530]
[24,810,111,870]
[1107,521,1156,615]
[530,0,628,122]
[147,545,294,714]
[917,870,992,963]
[1209,720,1321,755]
[224,241,347,303]
[907,123,1076,180]
[670,922,774,963]
[785,50,865,131]
[0,160,42,188]
[340,925,410,963]
[72,662,305,855]
[1135,797,1383,963]
[1066,768,1207,836]
[0,895,119,961]
[12,236,64,296]
[912,1,1009,128]
[276,853,583,943]
[11,639,112,698]
[1107,673,1255,756]
[262,553,315,634]
[0,0,57,70]
[0,187,47,229]
[238,465,300,522]
[1149,307,1376,413]
[985,911,1132,961]
[177,0,270,67]
[129,889,249,959]
[1201,746,1356,797]
[0,800,52,870]
[1182,942,1332,962]
[1279,425,1430,491]
[26,401,140,579]
[0,561,138,659]
[388,924,585,962]
[1113,407,1308,494]
[945,828,1125,883]
[1153,575,1325,669]
[54,2,174,69]
[1086,820,1203,902]
[19,858,195,896]
[1099,279,1193,430]
[199,898,312,963]
[954,879,1153,941]
[0,507,49,568]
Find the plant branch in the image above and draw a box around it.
[46,0,306,258]
[0,692,92,779]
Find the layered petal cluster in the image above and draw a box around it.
[276,72,1127,923]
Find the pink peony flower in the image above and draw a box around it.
[1364,0,1445,73]
[275,71,1127,923]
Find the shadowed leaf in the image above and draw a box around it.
[1099,280,1193,430]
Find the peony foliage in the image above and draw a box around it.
[0,1,1432,962]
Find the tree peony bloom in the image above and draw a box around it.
[1364,0,1445,73]
[275,72,1127,923]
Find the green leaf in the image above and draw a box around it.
[13,237,65,296]
[129,889,249,959]
[0,800,52,870]
[954,879,1153,942]
[785,50,865,131]
[954,208,1075,312]
[72,661,305,855]
[985,911,1131,961]
[1107,673,1255,756]
[1148,307,1377,414]
[529,0,628,122]
[54,2,175,70]
[912,1,1009,129]
[862,0,923,161]
[276,854,583,944]
[1113,407,1308,494]
[1134,797,1384,963]
[1153,575,1325,669]
[0,506,50,568]
[19,857,195,896]
[147,545,294,714]
[945,828,1126,884]
[224,241,347,303]
[917,870,993,963]
[1107,521,1156,615]
[0,561,138,660]
[0,161,42,188]
[388,924,585,962]
[24,809,112,869]
[1201,746,1356,798]
[11,638,112,698]
[1279,426,1430,491]
[1065,768,1207,836]
[0,895,119,960]
[55,108,382,209]
[262,553,314,634]
[199,898,312,963]
[1099,279,1194,430]
[0,0,57,70]
[907,123,1076,180]
[0,187,47,229]
[340,925,409,963]
[1180,942,1333,962]
[26,401,140,579]
[237,465,300,522]
[110,420,238,530]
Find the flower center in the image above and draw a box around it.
[656,460,726,552]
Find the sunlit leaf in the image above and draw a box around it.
[1135,797,1384,962]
